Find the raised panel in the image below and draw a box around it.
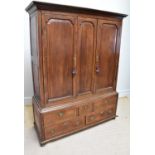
[95,20,118,91]
[44,15,76,101]
[77,17,97,95]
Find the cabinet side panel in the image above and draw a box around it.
[30,13,40,99]
[33,98,45,141]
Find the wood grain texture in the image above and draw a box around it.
[77,17,97,95]
[33,92,118,144]
[26,1,127,19]
[95,20,119,92]
[46,17,74,99]
[42,13,77,103]
[26,1,126,145]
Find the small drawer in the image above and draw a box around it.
[86,108,115,125]
[79,103,93,116]
[43,107,77,127]
[94,96,117,113]
[44,117,85,139]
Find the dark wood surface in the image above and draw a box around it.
[95,20,120,92]
[45,14,75,100]
[30,12,40,100]
[77,17,97,95]
[26,1,127,18]
[33,92,118,144]
[26,1,126,145]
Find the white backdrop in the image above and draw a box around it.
[24,0,130,103]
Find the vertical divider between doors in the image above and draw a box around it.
[73,16,78,97]
[92,18,98,94]
[93,19,100,93]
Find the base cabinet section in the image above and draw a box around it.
[33,93,118,144]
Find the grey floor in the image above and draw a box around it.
[24,97,130,155]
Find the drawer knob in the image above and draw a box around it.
[107,109,113,114]
[51,129,55,135]
[105,100,109,104]
[63,122,69,126]
[76,121,80,126]
[90,116,95,121]
[100,111,105,115]
[58,112,64,117]
[84,105,88,110]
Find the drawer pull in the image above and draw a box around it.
[100,111,105,115]
[107,110,113,115]
[84,105,88,110]
[63,122,69,126]
[58,112,64,117]
[76,121,80,126]
[51,129,55,135]
[90,116,95,121]
[105,100,109,104]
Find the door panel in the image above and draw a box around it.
[95,20,118,91]
[43,14,77,101]
[77,17,97,95]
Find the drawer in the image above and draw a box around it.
[45,117,85,139]
[86,108,115,125]
[94,95,117,113]
[79,102,93,116]
[43,107,77,127]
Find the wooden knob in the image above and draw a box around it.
[107,109,113,115]
[105,100,109,104]
[51,129,55,135]
[76,121,80,126]
[100,111,105,115]
[58,112,64,117]
[96,66,100,73]
[63,122,68,126]
[72,68,77,75]
[84,105,88,110]
[90,116,95,121]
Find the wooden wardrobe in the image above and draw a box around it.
[26,1,127,145]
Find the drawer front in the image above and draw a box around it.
[94,95,117,113]
[43,107,77,127]
[79,102,93,116]
[86,107,115,125]
[45,117,85,139]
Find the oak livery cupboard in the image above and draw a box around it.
[26,1,127,145]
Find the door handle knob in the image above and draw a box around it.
[96,66,100,73]
[72,68,77,75]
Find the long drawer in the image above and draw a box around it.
[86,107,116,125]
[94,95,117,113]
[44,117,85,139]
[43,107,77,127]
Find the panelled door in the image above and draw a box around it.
[77,17,97,95]
[42,13,77,103]
[95,19,121,92]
